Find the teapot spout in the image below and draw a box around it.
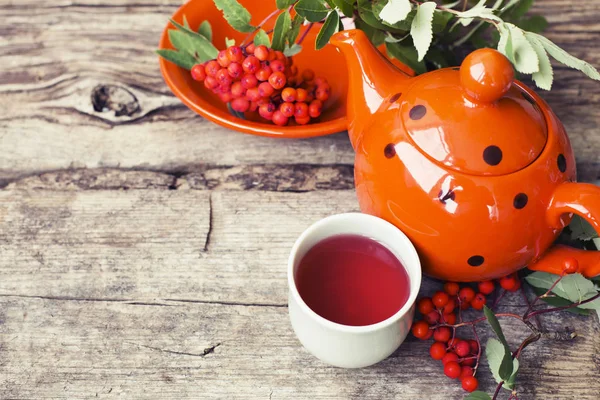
[331,29,410,148]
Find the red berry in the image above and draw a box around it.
[424,310,440,325]
[245,87,261,102]
[460,301,470,310]
[315,86,330,102]
[257,97,271,105]
[433,326,452,343]
[447,338,460,348]
[205,60,220,77]
[471,293,486,310]
[275,50,286,61]
[433,291,450,309]
[230,97,250,113]
[455,340,470,357]
[216,68,232,87]
[231,82,246,98]
[204,76,219,90]
[272,110,288,126]
[510,278,522,292]
[249,101,258,112]
[296,88,308,102]
[443,313,457,325]
[227,62,243,79]
[478,280,495,295]
[268,71,287,90]
[417,297,434,315]
[430,342,446,360]
[461,376,478,392]
[270,60,286,73]
[279,102,295,118]
[268,48,277,61]
[443,298,456,314]
[294,115,311,125]
[294,102,309,119]
[461,357,476,367]
[256,65,272,81]
[302,69,315,81]
[308,100,323,118]
[258,82,275,97]
[411,320,430,340]
[242,55,261,74]
[458,287,476,303]
[314,77,328,87]
[460,366,474,379]
[281,87,297,102]
[499,274,517,291]
[254,45,270,61]
[442,352,459,365]
[245,43,255,54]
[563,257,579,274]
[217,50,231,67]
[241,74,258,89]
[226,46,244,63]
[444,361,461,379]
[444,282,460,296]
[468,339,479,355]
[191,64,207,81]
[258,103,276,120]
[218,92,233,103]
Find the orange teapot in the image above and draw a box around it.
[331,29,600,282]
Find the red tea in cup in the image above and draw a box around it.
[295,234,410,326]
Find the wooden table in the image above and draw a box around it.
[1,1,600,398]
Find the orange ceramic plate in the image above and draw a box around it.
[158,0,350,138]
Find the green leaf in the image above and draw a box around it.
[568,215,599,241]
[254,29,271,47]
[214,0,255,33]
[386,40,426,74]
[372,1,414,31]
[198,21,213,41]
[284,43,303,57]
[506,24,539,74]
[410,2,436,62]
[358,0,406,32]
[277,0,295,9]
[525,32,553,90]
[156,49,197,70]
[465,392,493,400]
[503,0,533,20]
[169,20,219,61]
[183,15,190,29]
[288,14,304,45]
[331,0,355,17]
[483,306,513,381]
[531,286,591,315]
[529,32,600,81]
[316,11,340,50]
[295,0,329,22]
[518,15,548,34]
[378,0,412,25]
[225,37,236,47]
[497,23,513,61]
[486,338,520,389]
[432,10,453,34]
[526,272,600,306]
[272,10,292,51]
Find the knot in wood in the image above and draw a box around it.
[91,84,140,117]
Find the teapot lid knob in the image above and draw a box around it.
[460,48,514,103]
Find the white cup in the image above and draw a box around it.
[287,213,422,368]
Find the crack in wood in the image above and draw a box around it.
[164,298,288,308]
[125,341,222,358]
[203,193,213,252]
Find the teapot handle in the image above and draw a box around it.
[528,182,600,277]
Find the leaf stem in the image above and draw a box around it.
[297,23,314,45]
[520,283,542,331]
[523,274,564,319]
[492,380,505,400]
[526,291,600,318]
[241,8,282,46]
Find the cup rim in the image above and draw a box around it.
[287,212,422,333]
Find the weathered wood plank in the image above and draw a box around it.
[1,1,600,181]
[0,294,598,399]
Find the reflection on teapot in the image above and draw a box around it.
[331,29,600,282]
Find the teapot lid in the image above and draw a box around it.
[400,49,547,176]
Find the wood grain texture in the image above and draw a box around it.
[1,0,600,182]
[0,189,599,399]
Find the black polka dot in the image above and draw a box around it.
[409,105,427,120]
[483,146,503,166]
[384,143,396,158]
[557,154,567,173]
[468,256,485,267]
[389,93,402,103]
[513,193,528,209]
